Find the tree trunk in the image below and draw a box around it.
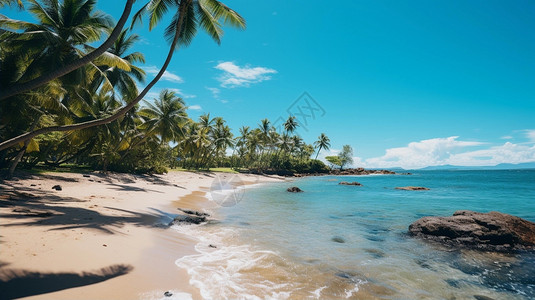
[0,0,135,101]
[314,148,320,160]
[0,0,191,152]
[6,118,40,178]
[7,144,27,178]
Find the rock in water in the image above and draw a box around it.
[331,236,346,243]
[409,210,535,252]
[287,186,303,193]
[51,185,62,191]
[178,208,210,217]
[395,186,429,191]
[169,214,207,226]
[339,181,362,186]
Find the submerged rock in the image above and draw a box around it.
[331,236,346,243]
[339,181,362,186]
[395,186,429,191]
[287,186,303,193]
[409,210,535,252]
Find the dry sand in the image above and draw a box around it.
[0,171,283,299]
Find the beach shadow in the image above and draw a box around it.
[0,264,132,300]
[0,186,168,234]
[107,183,163,193]
[0,202,164,234]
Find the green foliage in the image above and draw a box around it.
[0,1,333,177]
[325,155,342,169]
[339,144,354,169]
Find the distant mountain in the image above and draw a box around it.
[415,162,535,171]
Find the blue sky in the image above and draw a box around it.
[3,0,535,168]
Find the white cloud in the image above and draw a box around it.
[206,86,229,104]
[215,62,277,88]
[524,129,535,143]
[144,66,184,83]
[168,88,196,99]
[501,135,513,140]
[188,105,202,110]
[206,87,220,98]
[446,142,535,166]
[144,88,195,100]
[364,136,484,169]
[362,136,535,169]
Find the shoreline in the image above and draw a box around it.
[0,171,284,299]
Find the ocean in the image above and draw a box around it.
[173,170,535,299]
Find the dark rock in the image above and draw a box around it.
[178,208,210,217]
[331,236,345,243]
[339,181,362,186]
[287,186,303,193]
[409,210,535,252]
[30,184,37,186]
[363,248,386,259]
[51,185,62,191]
[395,186,429,191]
[209,244,217,248]
[473,295,495,300]
[83,174,90,178]
[169,214,207,226]
[164,291,173,297]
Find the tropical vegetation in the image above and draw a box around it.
[0,0,333,177]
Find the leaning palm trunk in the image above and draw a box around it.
[0,0,190,152]
[315,148,321,160]
[0,0,135,101]
[7,118,39,178]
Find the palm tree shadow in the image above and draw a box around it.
[0,264,133,300]
[0,185,170,234]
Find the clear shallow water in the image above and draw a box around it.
[175,170,535,299]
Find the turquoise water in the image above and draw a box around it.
[176,170,535,299]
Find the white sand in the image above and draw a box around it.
[0,171,283,299]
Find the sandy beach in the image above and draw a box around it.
[0,171,283,300]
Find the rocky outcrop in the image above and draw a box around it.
[409,210,535,252]
[287,186,303,193]
[178,208,210,217]
[396,186,429,191]
[170,208,211,225]
[329,168,396,176]
[339,181,362,186]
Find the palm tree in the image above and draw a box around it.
[138,89,188,144]
[283,116,298,134]
[314,133,330,159]
[0,0,130,120]
[0,0,136,101]
[93,29,146,101]
[0,0,245,151]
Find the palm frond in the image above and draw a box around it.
[195,0,222,44]
[201,0,245,29]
